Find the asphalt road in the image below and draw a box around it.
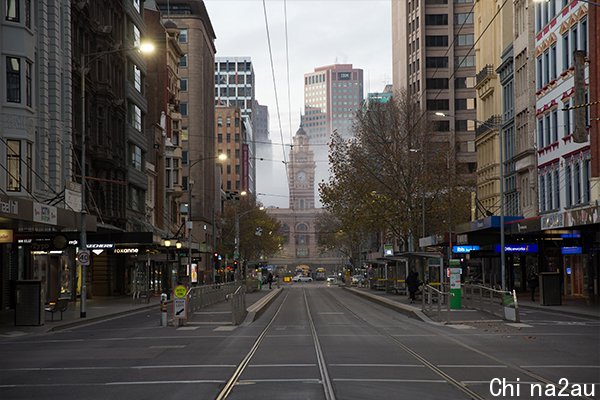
[0,283,598,400]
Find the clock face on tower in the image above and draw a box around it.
[297,171,306,182]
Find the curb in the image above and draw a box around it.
[343,287,441,325]
[47,302,161,332]
[518,304,600,321]
[242,287,283,326]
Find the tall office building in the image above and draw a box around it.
[301,64,363,200]
[392,1,477,180]
[215,57,256,194]
[157,0,217,280]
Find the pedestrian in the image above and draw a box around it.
[267,272,273,289]
[527,268,538,302]
[406,269,420,304]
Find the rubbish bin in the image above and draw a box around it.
[539,272,561,306]
[15,280,44,326]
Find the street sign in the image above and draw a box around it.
[174,285,187,299]
[173,298,187,320]
[77,250,90,266]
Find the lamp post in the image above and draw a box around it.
[435,112,505,290]
[79,42,154,318]
[186,153,227,285]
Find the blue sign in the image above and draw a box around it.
[560,233,581,239]
[561,246,582,255]
[494,244,538,253]
[566,267,572,275]
[453,245,480,253]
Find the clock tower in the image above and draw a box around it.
[289,124,316,210]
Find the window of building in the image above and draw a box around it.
[426,0,448,4]
[6,57,21,103]
[133,64,142,92]
[455,13,473,25]
[543,51,550,86]
[565,165,572,206]
[426,99,449,111]
[539,175,546,212]
[583,159,590,203]
[226,117,231,127]
[455,98,475,110]
[426,78,449,89]
[24,0,31,28]
[550,44,557,81]
[425,14,448,25]
[455,55,475,68]
[554,170,560,209]
[218,133,223,143]
[180,55,187,67]
[551,110,558,143]
[6,139,21,191]
[536,56,543,90]
[179,29,188,43]
[434,120,450,131]
[581,18,588,52]
[562,34,569,70]
[426,57,448,68]
[456,34,474,46]
[226,133,231,143]
[545,114,551,145]
[456,120,475,131]
[6,0,18,21]
[129,104,142,131]
[180,102,188,116]
[425,35,448,47]
[130,144,143,171]
[180,78,187,92]
[129,185,143,212]
[538,118,544,148]
[133,0,141,12]
[25,60,31,107]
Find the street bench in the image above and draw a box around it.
[45,298,69,321]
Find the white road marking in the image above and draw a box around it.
[248,364,316,368]
[236,379,321,384]
[149,345,186,349]
[333,378,447,383]
[329,364,423,368]
[0,380,227,388]
[0,364,236,372]
[176,327,200,331]
[437,365,507,368]
[213,326,237,331]
[186,321,232,325]
[447,324,475,330]
[506,323,533,328]
[318,312,344,315]
[520,365,600,368]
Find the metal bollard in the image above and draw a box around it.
[160,293,168,327]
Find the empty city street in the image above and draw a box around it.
[0,285,598,400]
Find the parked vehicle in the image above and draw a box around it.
[326,276,337,283]
[292,275,313,283]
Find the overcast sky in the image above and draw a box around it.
[204,0,392,208]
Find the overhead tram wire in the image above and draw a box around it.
[262,0,289,176]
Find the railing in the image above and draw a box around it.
[422,284,453,324]
[476,64,495,87]
[187,281,241,313]
[475,115,502,136]
[228,285,247,325]
[462,284,520,322]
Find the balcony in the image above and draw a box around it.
[475,115,502,137]
[476,64,495,87]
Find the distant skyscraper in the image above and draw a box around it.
[215,57,256,194]
[301,64,363,204]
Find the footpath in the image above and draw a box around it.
[343,285,600,324]
[0,285,282,338]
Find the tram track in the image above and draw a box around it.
[327,288,595,400]
[215,288,336,400]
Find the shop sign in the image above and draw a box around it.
[561,246,582,255]
[452,245,480,253]
[33,203,57,225]
[541,212,564,230]
[87,243,114,249]
[494,244,538,253]
[0,198,18,216]
[383,244,393,256]
[0,229,13,243]
[566,205,599,227]
[114,248,139,254]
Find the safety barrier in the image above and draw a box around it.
[422,284,453,324]
[462,284,520,322]
[187,282,241,313]
[228,285,247,325]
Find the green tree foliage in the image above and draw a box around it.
[319,89,472,252]
[218,195,283,262]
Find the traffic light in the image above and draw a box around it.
[233,260,239,270]
[213,252,221,269]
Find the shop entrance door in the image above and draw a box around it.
[564,255,585,297]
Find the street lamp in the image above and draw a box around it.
[435,112,506,290]
[79,42,154,318]
[186,153,227,284]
